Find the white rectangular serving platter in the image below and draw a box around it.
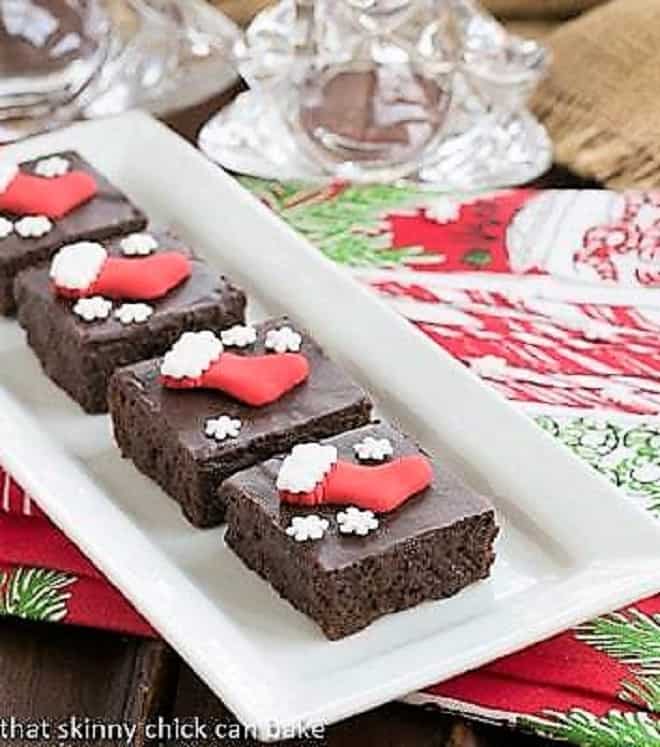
[2,112,660,741]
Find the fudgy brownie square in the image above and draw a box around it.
[223,422,499,640]
[0,150,146,315]
[108,317,373,527]
[15,227,246,413]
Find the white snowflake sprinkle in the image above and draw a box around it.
[160,330,223,379]
[114,303,154,325]
[15,215,53,238]
[34,156,70,178]
[72,296,112,322]
[0,162,18,193]
[337,507,379,536]
[469,355,509,380]
[276,443,338,494]
[354,436,393,462]
[221,324,257,348]
[425,198,461,224]
[0,217,13,239]
[265,326,302,353]
[285,515,329,542]
[205,415,242,441]
[120,233,158,256]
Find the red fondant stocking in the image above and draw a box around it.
[280,456,433,513]
[92,252,191,300]
[54,252,192,300]
[0,171,97,218]
[162,352,310,406]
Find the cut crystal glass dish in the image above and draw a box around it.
[199,0,552,190]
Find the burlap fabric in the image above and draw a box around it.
[529,0,660,187]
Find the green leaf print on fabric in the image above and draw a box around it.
[0,567,76,622]
[535,416,660,515]
[522,710,660,746]
[462,249,493,268]
[521,608,660,744]
[238,177,425,267]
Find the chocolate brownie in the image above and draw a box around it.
[223,422,499,640]
[0,150,146,315]
[108,318,373,527]
[15,228,246,413]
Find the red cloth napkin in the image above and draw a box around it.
[0,474,154,636]
[3,184,660,744]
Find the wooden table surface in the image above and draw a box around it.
[1,83,587,747]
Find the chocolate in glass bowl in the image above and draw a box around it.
[297,65,450,178]
[0,0,109,122]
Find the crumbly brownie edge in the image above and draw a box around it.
[108,371,204,525]
[225,482,498,639]
[0,273,14,316]
[14,278,90,408]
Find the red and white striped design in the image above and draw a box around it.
[1,467,46,519]
[371,278,660,415]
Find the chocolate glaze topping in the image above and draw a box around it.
[224,421,496,571]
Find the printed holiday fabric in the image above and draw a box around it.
[0,472,155,636]
[242,179,660,744]
[3,182,660,745]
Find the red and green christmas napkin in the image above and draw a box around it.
[3,182,660,745]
